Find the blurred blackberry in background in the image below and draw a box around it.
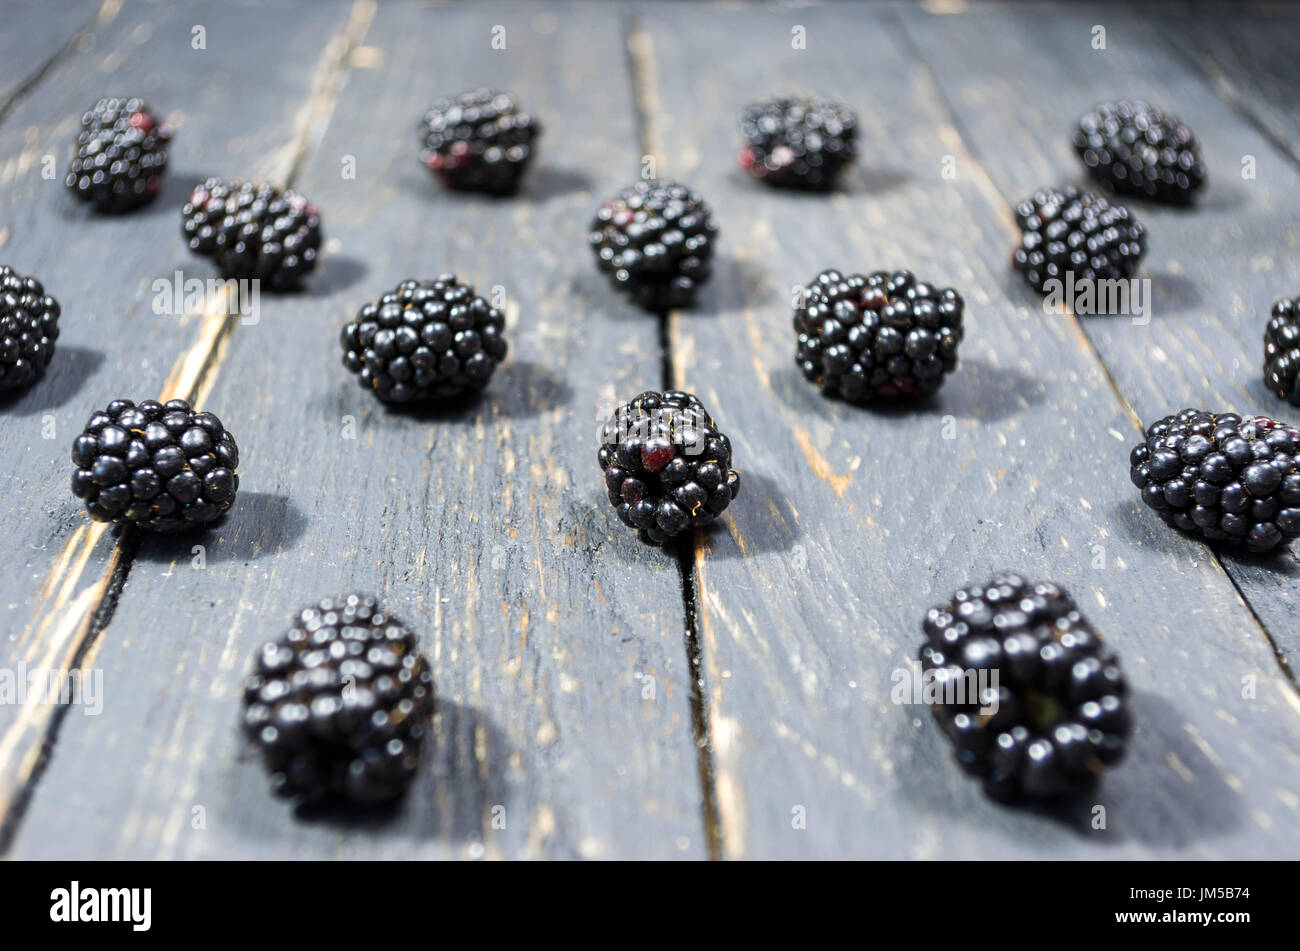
[0,266,60,394]
[1264,295,1300,406]
[182,179,321,290]
[1130,408,1300,552]
[341,275,507,403]
[598,390,740,546]
[65,97,171,213]
[1012,187,1146,297]
[1072,100,1206,204]
[921,574,1131,801]
[795,268,963,402]
[420,88,539,195]
[589,179,717,311]
[738,96,857,190]
[243,594,435,805]
[71,398,239,533]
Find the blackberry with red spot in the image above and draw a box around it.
[65,97,171,213]
[589,179,717,312]
[181,178,321,290]
[598,391,740,546]
[70,398,239,533]
[922,574,1132,801]
[0,265,60,394]
[1264,295,1300,406]
[341,275,507,403]
[242,594,435,805]
[795,269,963,403]
[1012,187,1146,296]
[420,87,539,195]
[1130,409,1300,552]
[738,96,857,190]
[1072,100,1206,204]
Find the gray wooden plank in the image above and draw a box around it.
[9,2,709,859]
[0,0,102,115]
[640,1,1300,857]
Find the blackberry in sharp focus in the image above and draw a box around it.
[181,178,321,290]
[420,87,539,195]
[598,391,740,546]
[1130,409,1300,553]
[1072,100,1206,204]
[589,179,717,312]
[341,276,507,403]
[1012,187,1146,297]
[65,97,171,213]
[242,594,434,805]
[70,399,239,533]
[921,574,1131,801]
[0,266,60,394]
[1264,296,1300,406]
[738,96,857,190]
[795,269,963,402]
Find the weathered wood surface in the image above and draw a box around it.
[2,0,1300,859]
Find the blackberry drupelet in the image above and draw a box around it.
[1130,409,1300,552]
[70,399,239,533]
[242,594,434,805]
[794,269,963,402]
[181,178,321,290]
[65,97,171,213]
[589,179,717,311]
[1264,295,1300,406]
[420,87,539,195]
[0,265,60,394]
[598,391,740,546]
[1013,187,1146,297]
[738,96,857,190]
[1072,100,1206,204]
[341,276,507,403]
[921,574,1131,801]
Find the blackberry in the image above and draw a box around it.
[598,391,740,546]
[65,97,171,213]
[1264,296,1300,406]
[181,178,321,291]
[795,269,963,402]
[738,96,857,190]
[0,266,60,394]
[1013,187,1146,297]
[420,87,539,195]
[70,398,239,533]
[1072,100,1206,204]
[1130,409,1300,552]
[341,276,507,403]
[921,574,1131,801]
[589,179,717,311]
[242,594,434,805]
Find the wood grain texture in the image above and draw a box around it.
[7,1,710,860]
[0,0,103,114]
[640,1,1300,858]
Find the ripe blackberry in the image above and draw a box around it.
[738,96,857,190]
[921,574,1131,801]
[598,391,740,546]
[589,179,717,311]
[420,87,539,195]
[341,276,507,403]
[794,269,963,402]
[242,594,434,805]
[65,97,171,213]
[1012,187,1146,296]
[1130,409,1300,552]
[1072,100,1206,204]
[1264,296,1300,406]
[70,398,239,533]
[0,265,60,394]
[181,178,321,290]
